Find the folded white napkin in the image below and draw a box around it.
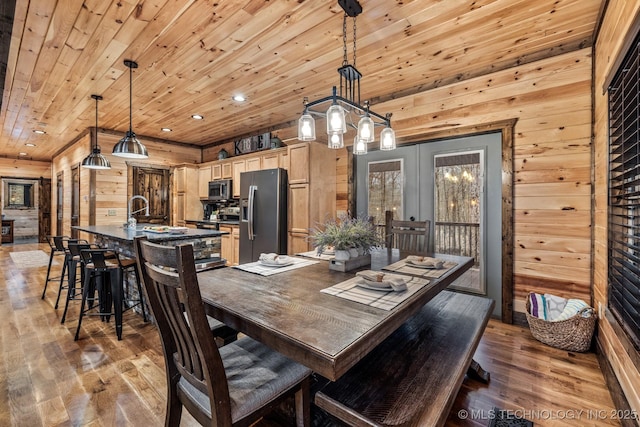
[355,270,408,292]
[259,253,291,265]
[405,255,444,269]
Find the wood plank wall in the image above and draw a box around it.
[0,158,51,178]
[51,131,200,236]
[593,0,640,415]
[331,48,593,313]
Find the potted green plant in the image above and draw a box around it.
[312,213,381,261]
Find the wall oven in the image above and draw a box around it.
[208,179,232,201]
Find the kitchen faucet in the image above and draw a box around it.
[127,195,149,228]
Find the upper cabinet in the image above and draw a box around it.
[198,166,212,199]
[196,146,290,199]
[232,159,246,198]
[288,144,310,184]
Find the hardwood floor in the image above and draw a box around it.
[0,243,620,426]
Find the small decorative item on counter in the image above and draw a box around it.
[217,148,229,160]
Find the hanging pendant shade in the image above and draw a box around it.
[113,59,148,159]
[297,108,316,141]
[82,94,111,170]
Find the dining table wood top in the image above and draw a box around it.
[197,249,473,381]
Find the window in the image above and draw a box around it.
[368,160,403,225]
[608,35,640,351]
[5,183,34,208]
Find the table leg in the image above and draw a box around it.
[467,358,490,383]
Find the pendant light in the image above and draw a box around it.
[82,95,111,169]
[112,59,148,159]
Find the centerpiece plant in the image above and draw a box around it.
[312,213,382,260]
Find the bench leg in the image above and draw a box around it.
[467,359,490,383]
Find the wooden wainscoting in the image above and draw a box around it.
[1,243,620,427]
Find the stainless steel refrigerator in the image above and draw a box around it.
[239,168,288,263]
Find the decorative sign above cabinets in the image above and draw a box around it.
[234,132,271,155]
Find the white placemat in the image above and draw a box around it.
[296,250,334,261]
[232,257,319,276]
[320,273,430,311]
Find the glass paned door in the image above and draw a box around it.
[434,150,485,294]
[367,160,403,240]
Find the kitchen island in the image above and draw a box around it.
[73,225,230,322]
[73,224,227,266]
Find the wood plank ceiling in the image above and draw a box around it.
[0,0,603,162]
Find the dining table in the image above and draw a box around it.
[197,249,473,381]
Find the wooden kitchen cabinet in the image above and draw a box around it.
[220,225,239,266]
[198,165,212,199]
[221,162,232,179]
[174,165,199,226]
[289,183,310,233]
[288,143,310,184]
[246,156,261,172]
[232,159,246,198]
[286,142,336,254]
[211,163,222,180]
[175,193,186,226]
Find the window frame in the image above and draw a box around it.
[607,36,640,352]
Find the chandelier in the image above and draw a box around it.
[297,0,396,153]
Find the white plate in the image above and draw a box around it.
[355,280,393,291]
[406,260,441,269]
[259,260,294,268]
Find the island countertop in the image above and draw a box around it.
[73,224,228,242]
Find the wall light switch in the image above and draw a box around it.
[108,209,117,216]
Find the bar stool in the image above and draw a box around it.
[74,249,147,341]
[61,241,94,324]
[53,237,87,310]
[42,235,69,300]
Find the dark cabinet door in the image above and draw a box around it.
[132,166,170,225]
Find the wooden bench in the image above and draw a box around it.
[314,290,494,427]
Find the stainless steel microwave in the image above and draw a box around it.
[208,179,232,201]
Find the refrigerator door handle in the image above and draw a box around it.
[248,185,257,240]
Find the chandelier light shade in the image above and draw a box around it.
[296,1,396,151]
[353,135,368,155]
[82,94,111,170]
[326,102,346,134]
[357,113,374,143]
[328,132,344,149]
[112,59,149,159]
[298,107,316,141]
[380,124,396,151]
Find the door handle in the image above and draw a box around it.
[248,185,257,240]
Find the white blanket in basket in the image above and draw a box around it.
[528,292,591,322]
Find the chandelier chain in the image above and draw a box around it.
[342,14,348,66]
[353,16,357,68]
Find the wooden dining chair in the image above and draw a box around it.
[134,236,311,427]
[384,210,431,255]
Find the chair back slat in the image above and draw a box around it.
[384,211,431,255]
[134,236,232,426]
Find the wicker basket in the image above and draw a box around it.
[525,299,597,352]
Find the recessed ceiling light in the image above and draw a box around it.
[161,128,172,132]
[25,143,36,147]
[33,130,46,134]
[232,94,246,102]
[19,152,27,156]
[191,114,204,120]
